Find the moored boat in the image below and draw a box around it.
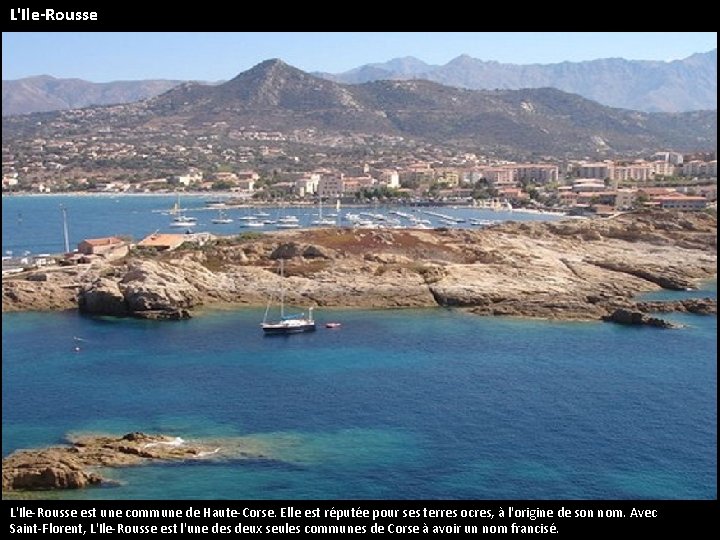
[261,260,316,334]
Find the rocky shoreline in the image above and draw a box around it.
[3,433,210,491]
[2,432,270,492]
[2,210,716,327]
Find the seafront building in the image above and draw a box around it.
[2,147,716,215]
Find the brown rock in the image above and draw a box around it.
[2,432,238,492]
[301,244,334,259]
[601,308,680,328]
[1,211,716,324]
[78,277,128,316]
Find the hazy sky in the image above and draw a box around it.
[2,32,717,81]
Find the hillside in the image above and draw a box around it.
[2,75,183,116]
[2,60,716,159]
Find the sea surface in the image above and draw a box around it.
[2,195,716,499]
[2,280,716,500]
[1,194,561,256]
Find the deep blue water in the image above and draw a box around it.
[1,194,560,256]
[2,299,716,500]
[2,195,715,499]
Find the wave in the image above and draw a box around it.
[195,447,221,458]
[142,436,185,449]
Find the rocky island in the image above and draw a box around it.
[2,210,717,325]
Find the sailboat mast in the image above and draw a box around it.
[280,259,285,318]
[61,205,70,253]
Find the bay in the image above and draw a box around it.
[2,300,716,499]
[1,194,561,256]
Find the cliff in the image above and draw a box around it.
[2,210,716,323]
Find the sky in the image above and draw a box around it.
[2,32,717,82]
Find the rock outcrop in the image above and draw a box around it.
[601,309,680,329]
[2,210,716,324]
[2,432,243,492]
[78,277,128,316]
[635,298,717,315]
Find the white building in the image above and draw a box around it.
[376,169,400,189]
[295,175,320,197]
[317,175,344,198]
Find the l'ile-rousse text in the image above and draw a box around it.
[9,8,98,21]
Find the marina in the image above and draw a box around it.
[1,194,563,257]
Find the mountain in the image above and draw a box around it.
[142,60,716,154]
[2,76,184,116]
[316,56,436,84]
[6,50,714,116]
[317,49,718,113]
[3,60,716,158]
[145,59,391,133]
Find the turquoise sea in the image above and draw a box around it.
[1,195,716,499]
[2,286,716,500]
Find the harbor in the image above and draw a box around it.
[2,194,564,262]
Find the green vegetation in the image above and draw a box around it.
[355,186,404,201]
[236,231,265,242]
[211,180,235,191]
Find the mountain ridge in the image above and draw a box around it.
[315,49,718,112]
[2,75,185,116]
[3,60,716,159]
[4,49,715,116]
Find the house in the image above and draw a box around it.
[136,233,187,251]
[652,195,708,211]
[77,237,128,258]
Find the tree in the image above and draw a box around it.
[634,193,650,208]
[212,180,234,191]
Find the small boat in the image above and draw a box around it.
[325,322,342,329]
[310,197,336,226]
[205,200,226,209]
[239,220,265,228]
[169,192,196,227]
[278,215,299,223]
[262,260,316,334]
[277,212,300,228]
[311,218,336,226]
[170,216,196,228]
[211,210,234,224]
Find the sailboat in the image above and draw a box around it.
[277,204,300,228]
[169,193,197,228]
[261,260,316,334]
[325,198,340,218]
[211,209,234,224]
[310,197,336,226]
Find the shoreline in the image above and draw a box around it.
[1,192,568,216]
[2,211,716,325]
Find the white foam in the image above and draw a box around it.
[142,437,185,449]
[196,447,221,458]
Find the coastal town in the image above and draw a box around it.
[2,140,717,215]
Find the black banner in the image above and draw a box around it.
[3,500,716,535]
